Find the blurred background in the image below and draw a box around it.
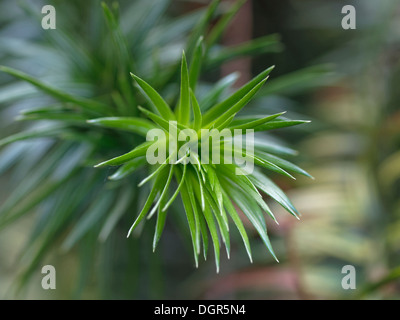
[0,0,399,299]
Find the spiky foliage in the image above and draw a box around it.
[0,0,313,293]
[90,52,312,271]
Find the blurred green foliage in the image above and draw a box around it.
[0,0,399,300]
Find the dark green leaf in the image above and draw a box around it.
[131,73,175,120]
[94,141,152,167]
[249,170,300,219]
[189,37,204,91]
[199,72,239,112]
[255,151,314,179]
[206,34,282,68]
[221,180,278,262]
[208,76,269,128]
[190,89,202,131]
[229,112,285,130]
[205,0,246,50]
[176,52,191,125]
[87,117,156,136]
[202,65,274,125]
[0,66,110,115]
[126,166,169,237]
[222,191,252,262]
[108,157,146,180]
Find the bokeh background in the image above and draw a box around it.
[0,0,399,299]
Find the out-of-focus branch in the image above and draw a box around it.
[221,0,253,87]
